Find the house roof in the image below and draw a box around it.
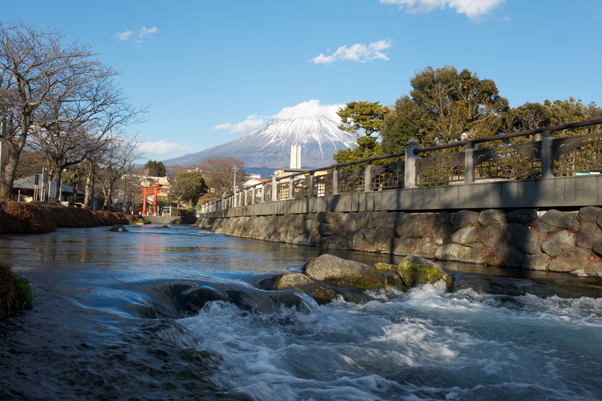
[13,175,85,195]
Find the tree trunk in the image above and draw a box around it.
[83,162,93,209]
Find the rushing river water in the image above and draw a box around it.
[1,225,602,400]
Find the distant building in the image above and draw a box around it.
[12,175,84,203]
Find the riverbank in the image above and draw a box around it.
[197,207,602,280]
[0,200,129,234]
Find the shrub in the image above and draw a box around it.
[0,263,32,320]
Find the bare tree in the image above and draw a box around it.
[0,20,131,199]
[95,134,141,209]
[194,155,245,192]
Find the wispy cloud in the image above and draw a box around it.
[115,30,133,41]
[380,0,504,20]
[140,26,158,38]
[138,140,191,156]
[214,100,346,135]
[114,26,158,44]
[214,114,265,134]
[311,40,391,65]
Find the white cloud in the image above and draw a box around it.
[311,40,391,65]
[140,26,158,38]
[272,99,345,122]
[214,114,265,134]
[380,0,504,20]
[138,140,191,156]
[115,30,133,41]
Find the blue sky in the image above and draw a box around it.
[3,0,602,161]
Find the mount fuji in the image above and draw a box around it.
[163,115,356,169]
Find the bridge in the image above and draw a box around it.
[200,118,602,218]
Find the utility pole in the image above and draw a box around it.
[232,165,239,207]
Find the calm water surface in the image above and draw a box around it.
[1,225,602,400]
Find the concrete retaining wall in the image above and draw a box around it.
[201,175,602,218]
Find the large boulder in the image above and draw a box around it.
[349,228,376,252]
[481,225,505,248]
[393,238,422,256]
[435,243,485,264]
[411,237,438,258]
[522,254,548,271]
[504,224,541,254]
[478,209,508,226]
[397,255,452,289]
[538,210,579,234]
[451,226,483,247]
[507,209,538,225]
[494,243,526,268]
[579,206,602,223]
[585,263,602,278]
[548,248,591,272]
[303,254,393,291]
[576,222,602,248]
[372,227,396,253]
[449,210,479,229]
[316,212,340,225]
[376,212,398,230]
[317,223,341,237]
[292,234,309,245]
[395,213,432,239]
[541,230,575,257]
[319,236,350,250]
[277,274,336,305]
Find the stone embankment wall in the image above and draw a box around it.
[197,207,602,278]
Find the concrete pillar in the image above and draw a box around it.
[332,168,339,195]
[288,177,294,200]
[464,143,475,184]
[364,162,373,193]
[272,175,278,202]
[243,189,247,205]
[541,130,554,179]
[252,186,256,204]
[308,174,314,198]
[405,139,421,189]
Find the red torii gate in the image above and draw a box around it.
[141,185,161,215]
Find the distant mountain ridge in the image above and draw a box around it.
[163,115,356,169]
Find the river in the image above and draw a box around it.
[1,224,602,400]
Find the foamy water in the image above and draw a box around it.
[161,284,602,400]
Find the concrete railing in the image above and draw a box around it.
[201,118,602,215]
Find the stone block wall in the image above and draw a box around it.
[197,207,602,278]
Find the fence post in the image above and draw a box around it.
[364,161,373,192]
[332,168,339,195]
[308,173,314,198]
[405,139,420,188]
[541,130,553,179]
[464,143,475,184]
[271,175,278,202]
[288,177,294,200]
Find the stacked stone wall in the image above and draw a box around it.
[197,207,602,278]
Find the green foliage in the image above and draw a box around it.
[144,160,166,177]
[12,273,32,310]
[170,171,208,205]
[381,95,422,154]
[337,101,389,137]
[0,263,32,319]
[332,136,384,168]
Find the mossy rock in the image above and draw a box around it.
[277,273,336,305]
[397,255,453,289]
[133,220,151,225]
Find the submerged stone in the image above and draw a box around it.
[106,224,128,232]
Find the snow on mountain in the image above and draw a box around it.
[163,115,356,169]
